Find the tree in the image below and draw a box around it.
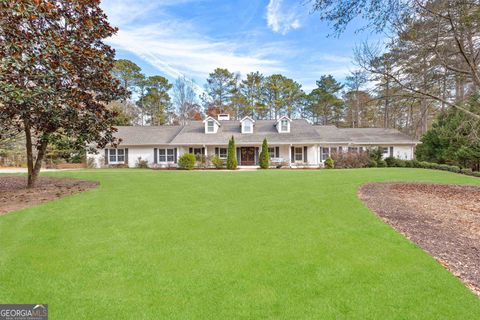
[107,100,139,126]
[264,74,304,119]
[416,94,480,170]
[142,76,173,125]
[259,138,269,169]
[345,70,368,127]
[204,68,236,115]
[312,0,480,120]
[0,0,124,187]
[306,75,344,125]
[240,72,266,119]
[172,76,200,125]
[112,59,143,100]
[226,136,237,170]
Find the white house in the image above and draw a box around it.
[88,114,419,168]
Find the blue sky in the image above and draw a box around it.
[101,0,378,93]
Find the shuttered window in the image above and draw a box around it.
[294,147,303,161]
[158,148,175,163]
[108,149,125,164]
[219,148,227,159]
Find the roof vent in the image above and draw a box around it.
[217,114,230,121]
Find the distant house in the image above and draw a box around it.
[87,114,419,168]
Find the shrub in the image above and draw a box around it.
[178,153,196,170]
[135,157,149,169]
[87,157,96,168]
[472,171,480,177]
[195,154,210,168]
[384,157,396,167]
[259,138,269,169]
[211,155,224,169]
[331,152,370,169]
[325,156,334,169]
[395,159,406,167]
[460,168,473,175]
[369,160,377,167]
[448,165,461,173]
[369,147,383,162]
[226,136,237,170]
[377,159,387,167]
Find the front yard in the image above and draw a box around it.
[0,169,479,319]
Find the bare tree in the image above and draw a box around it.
[173,76,200,125]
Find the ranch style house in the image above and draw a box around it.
[88,114,419,168]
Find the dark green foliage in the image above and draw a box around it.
[178,153,196,170]
[227,136,237,170]
[416,95,480,171]
[324,156,334,169]
[369,147,383,162]
[259,138,269,169]
[377,160,387,167]
[384,157,396,167]
[212,155,224,169]
[368,160,377,167]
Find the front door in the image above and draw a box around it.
[241,147,255,166]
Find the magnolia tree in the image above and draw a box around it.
[0,0,125,187]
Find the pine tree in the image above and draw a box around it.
[227,136,237,170]
[259,138,269,169]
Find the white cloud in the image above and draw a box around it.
[266,0,302,35]
[107,21,286,94]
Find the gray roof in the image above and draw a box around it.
[113,121,418,147]
[314,126,417,144]
[170,119,320,145]
[114,126,183,146]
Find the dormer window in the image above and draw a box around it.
[207,120,215,133]
[203,116,220,134]
[240,116,255,134]
[276,116,291,133]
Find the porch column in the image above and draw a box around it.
[203,145,207,157]
[289,144,292,167]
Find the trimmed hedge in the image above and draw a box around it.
[382,157,478,177]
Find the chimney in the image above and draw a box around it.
[217,114,230,121]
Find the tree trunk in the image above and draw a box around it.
[24,122,35,188]
[24,121,48,188]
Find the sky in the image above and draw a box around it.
[100,0,379,93]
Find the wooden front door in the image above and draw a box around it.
[241,147,255,166]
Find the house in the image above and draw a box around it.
[87,114,419,168]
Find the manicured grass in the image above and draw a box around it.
[0,169,479,319]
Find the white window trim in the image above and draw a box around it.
[242,122,253,134]
[158,148,175,163]
[294,147,303,162]
[281,120,289,132]
[268,147,276,159]
[207,120,215,133]
[219,147,228,159]
[108,148,125,164]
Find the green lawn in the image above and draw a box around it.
[1,169,479,319]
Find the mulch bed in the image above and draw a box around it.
[0,176,98,215]
[359,183,480,296]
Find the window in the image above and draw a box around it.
[294,147,303,161]
[281,119,289,132]
[382,147,389,154]
[322,147,330,161]
[108,149,125,164]
[158,148,175,163]
[348,147,359,153]
[243,122,252,133]
[219,148,227,159]
[207,120,215,133]
[193,148,203,155]
[268,147,276,159]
